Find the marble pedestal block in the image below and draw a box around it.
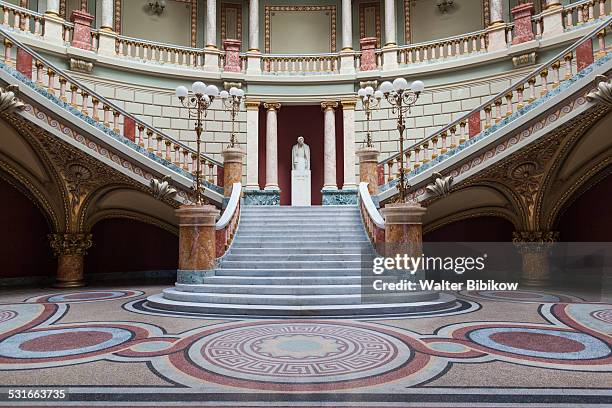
[222,146,245,197]
[175,205,220,281]
[357,146,380,195]
[291,169,311,206]
[381,202,427,258]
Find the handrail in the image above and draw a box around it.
[0,1,44,19]
[216,182,241,230]
[115,34,205,53]
[0,25,223,168]
[359,182,384,229]
[380,16,612,168]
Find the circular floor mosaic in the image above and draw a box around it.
[26,290,144,304]
[187,322,411,383]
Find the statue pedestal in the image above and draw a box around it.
[291,169,311,206]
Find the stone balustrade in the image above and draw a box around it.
[0,0,611,77]
[378,16,612,191]
[0,27,224,189]
[397,30,487,66]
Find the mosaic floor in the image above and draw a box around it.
[0,285,610,407]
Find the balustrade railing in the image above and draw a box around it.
[397,30,487,65]
[215,182,241,258]
[0,1,44,37]
[563,0,610,30]
[379,17,612,188]
[358,182,385,246]
[0,27,223,187]
[261,53,340,74]
[115,35,206,68]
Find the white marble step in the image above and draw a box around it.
[192,275,364,285]
[175,283,363,295]
[214,268,363,277]
[231,241,371,248]
[230,247,371,255]
[223,254,368,262]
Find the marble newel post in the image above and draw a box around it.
[381,0,398,70]
[321,102,338,191]
[70,9,94,50]
[264,102,281,191]
[511,2,535,45]
[97,0,117,56]
[487,0,507,52]
[222,146,245,198]
[513,231,559,286]
[48,233,93,288]
[380,202,427,259]
[43,0,65,46]
[542,0,564,38]
[356,146,380,195]
[341,100,357,190]
[175,205,220,283]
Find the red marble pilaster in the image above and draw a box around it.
[217,166,224,188]
[70,10,94,50]
[468,111,481,138]
[16,49,33,78]
[123,117,135,142]
[511,3,535,45]
[576,40,594,72]
[359,37,378,71]
[377,164,385,186]
[223,39,242,72]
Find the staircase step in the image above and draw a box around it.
[194,276,364,285]
[214,268,363,277]
[175,283,363,295]
[229,247,372,255]
[235,233,366,239]
[162,288,438,306]
[223,254,367,262]
[231,241,370,248]
[220,260,363,269]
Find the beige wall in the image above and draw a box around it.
[121,0,192,46]
[269,8,335,53]
[410,0,484,43]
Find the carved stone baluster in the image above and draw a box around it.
[147,129,154,152]
[2,7,9,26]
[70,84,78,107]
[80,91,89,116]
[494,99,503,122]
[551,61,561,88]
[459,121,467,144]
[596,30,606,58]
[440,131,448,154]
[395,156,401,177]
[484,106,492,128]
[405,150,412,171]
[431,136,439,159]
[413,146,421,169]
[58,78,67,102]
[449,126,457,149]
[35,61,44,85]
[505,92,513,117]
[164,140,172,161]
[190,153,197,173]
[174,144,180,164]
[102,105,111,127]
[156,134,163,156]
[563,53,573,80]
[516,85,524,109]
[387,161,393,182]
[46,69,56,94]
[91,98,100,121]
[137,124,145,147]
[540,69,549,96]
[112,110,120,133]
[3,39,12,65]
[182,149,189,171]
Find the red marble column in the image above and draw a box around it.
[175,205,220,271]
[223,39,242,72]
[70,10,94,51]
[356,146,380,195]
[377,164,385,186]
[359,37,378,71]
[511,3,535,45]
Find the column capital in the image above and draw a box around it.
[321,101,339,111]
[341,99,358,109]
[245,100,261,110]
[263,102,281,111]
[48,233,93,257]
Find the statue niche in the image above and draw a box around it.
[291,136,311,206]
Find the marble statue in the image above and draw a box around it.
[292,136,310,171]
[291,136,311,206]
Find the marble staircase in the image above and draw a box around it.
[147,205,456,316]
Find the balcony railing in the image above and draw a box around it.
[260,53,343,75]
[115,35,207,69]
[397,30,487,66]
[0,26,224,188]
[378,16,611,192]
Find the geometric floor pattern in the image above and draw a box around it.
[0,285,610,407]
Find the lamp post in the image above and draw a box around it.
[379,77,425,202]
[219,86,245,148]
[175,81,219,205]
[357,85,383,147]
